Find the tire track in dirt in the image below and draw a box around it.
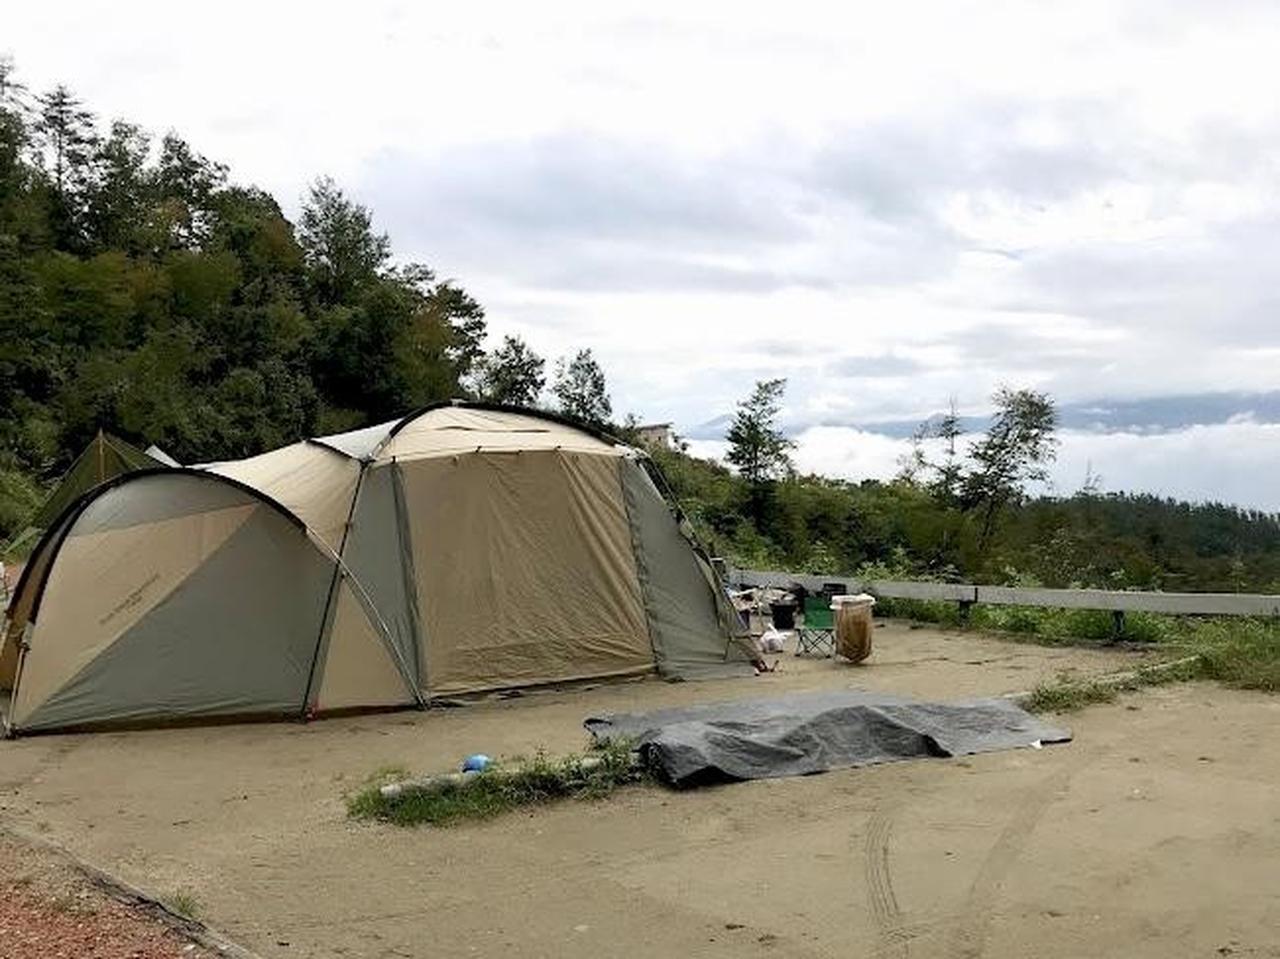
[943,753,1094,959]
[864,806,910,959]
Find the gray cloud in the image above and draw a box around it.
[1018,217,1280,347]
[809,98,1128,219]
[358,130,968,293]
[359,134,808,283]
[824,353,926,379]
[13,0,1280,509]
[357,95,1267,304]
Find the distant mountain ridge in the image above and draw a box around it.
[682,391,1280,441]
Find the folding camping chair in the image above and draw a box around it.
[795,595,835,656]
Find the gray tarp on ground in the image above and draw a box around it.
[584,690,1071,787]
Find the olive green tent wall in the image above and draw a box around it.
[335,462,423,693]
[31,431,161,531]
[2,403,751,734]
[619,458,753,679]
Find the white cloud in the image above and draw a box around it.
[1046,423,1280,510]
[692,421,1280,512]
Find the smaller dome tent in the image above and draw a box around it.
[0,471,365,732]
[1,403,751,734]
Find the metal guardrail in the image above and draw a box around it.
[729,568,1280,619]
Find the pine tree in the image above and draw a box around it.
[35,85,98,249]
[725,379,794,485]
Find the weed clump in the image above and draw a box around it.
[1192,619,1280,693]
[1023,679,1119,713]
[1024,657,1211,713]
[348,740,645,827]
[166,890,200,920]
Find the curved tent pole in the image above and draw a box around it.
[388,457,428,697]
[297,512,427,713]
[4,509,82,738]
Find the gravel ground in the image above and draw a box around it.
[0,833,213,959]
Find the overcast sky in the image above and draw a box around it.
[7,1,1280,508]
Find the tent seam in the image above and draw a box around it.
[390,460,428,699]
[299,459,368,716]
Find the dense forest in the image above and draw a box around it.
[3,63,1279,593]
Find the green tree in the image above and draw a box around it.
[35,85,98,249]
[420,278,486,384]
[725,378,795,529]
[553,349,611,426]
[960,387,1058,550]
[928,397,964,503]
[383,264,487,410]
[725,378,794,485]
[474,335,546,406]
[298,177,388,305]
[151,133,227,250]
[0,58,42,244]
[902,396,964,495]
[84,121,150,252]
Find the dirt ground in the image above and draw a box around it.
[0,830,213,958]
[2,622,1278,958]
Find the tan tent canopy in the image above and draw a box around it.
[1,402,751,734]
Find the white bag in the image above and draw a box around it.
[759,628,787,654]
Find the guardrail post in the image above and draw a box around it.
[1110,610,1126,643]
[958,599,974,624]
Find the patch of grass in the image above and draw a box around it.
[166,890,200,920]
[876,597,964,627]
[983,605,1042,634]
[1190,619,1280,692]
[348,740,646,827]
[1114,611,1182,644]
[1024,657,1210,714]
[884,596,1280,706]
[883,596,1202,647]
[1023,678,1119,713]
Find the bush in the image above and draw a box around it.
[0,467,44,545]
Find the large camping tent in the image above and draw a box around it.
[1,403,752,734]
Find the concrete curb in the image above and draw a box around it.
[0,821,263,959]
